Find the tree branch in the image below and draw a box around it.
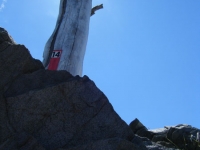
[91,4,103,16]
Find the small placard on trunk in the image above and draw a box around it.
[48,50,62,70]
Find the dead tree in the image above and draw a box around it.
[43,0,103,76]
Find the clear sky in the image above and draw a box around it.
[1,0,200,129]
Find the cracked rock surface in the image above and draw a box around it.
[0,27,142,150]
[130,118,200,150]
[1,27,200,150]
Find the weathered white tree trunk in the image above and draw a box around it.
[43,0,92,76]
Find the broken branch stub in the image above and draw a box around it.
[91,4,103,16]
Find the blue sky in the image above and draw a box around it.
[1,0,200,129]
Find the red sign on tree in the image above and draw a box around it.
[47,50,62,70]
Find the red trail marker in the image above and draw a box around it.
[47,50,62,70]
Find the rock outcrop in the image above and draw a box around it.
[130,118,200,150]
[0,27,200,150]
[0,27,142,150]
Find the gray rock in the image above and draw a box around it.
[0,27,136,150]
[6,76,134,150]
[0,28,44,91]
[0,27,16,44]
[129,118,155,140]
[57,138,144,150]
[2,27,200,150]
[0,132,45,150]
[130,118,200,150]
[0,27,44,144]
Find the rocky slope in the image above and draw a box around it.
[0,27,199,150]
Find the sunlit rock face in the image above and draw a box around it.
[43,0,92,76]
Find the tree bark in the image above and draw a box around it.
[43,0,92,76]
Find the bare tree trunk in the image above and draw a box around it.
[43,0,92,76]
